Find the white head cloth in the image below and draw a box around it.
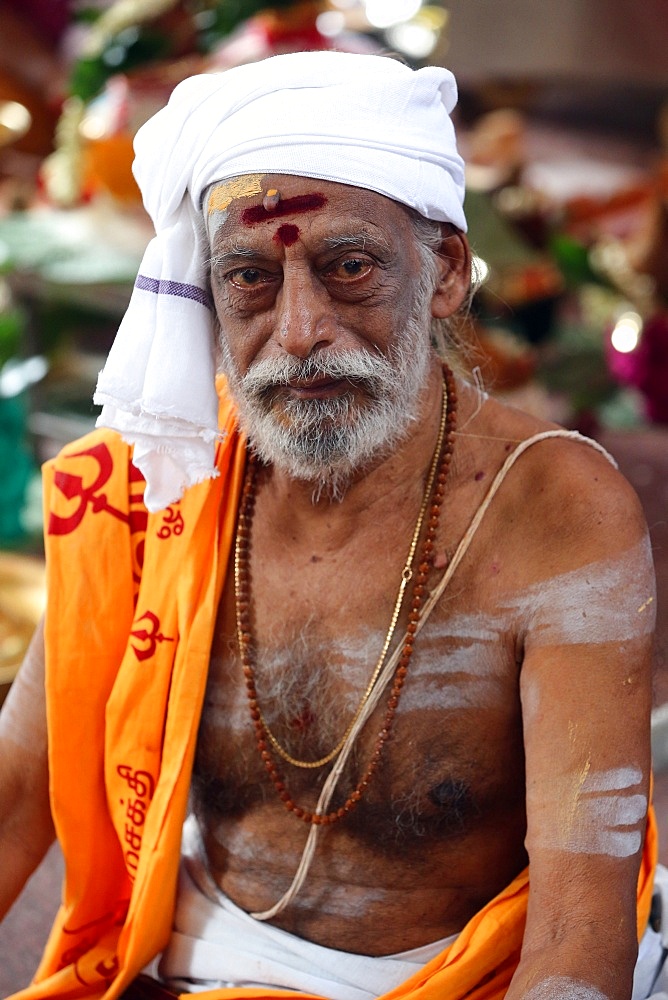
[94,50,467,511]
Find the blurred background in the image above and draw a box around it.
[0,0,667,991]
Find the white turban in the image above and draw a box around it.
[94,50,467,511]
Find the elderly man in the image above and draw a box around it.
[0,51,661,1000]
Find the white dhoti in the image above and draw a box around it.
[150,854,668,1000]
[147,820,668,1000]
[152,848,454,1000]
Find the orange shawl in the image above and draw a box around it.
[12,394,657,1000]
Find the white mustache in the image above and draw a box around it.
[240,350,397,397]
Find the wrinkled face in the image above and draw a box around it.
[206,174,439,495]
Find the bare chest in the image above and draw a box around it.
[193,553,525,845]
[189,486,532,948]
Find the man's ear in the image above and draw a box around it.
[430,227,471,319]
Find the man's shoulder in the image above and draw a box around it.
[467,393,648,569]
[472,393,626,498]
[519,430,643,543]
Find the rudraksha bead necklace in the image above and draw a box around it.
[234,365,458,825]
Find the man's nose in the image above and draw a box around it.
[275,266,335,358]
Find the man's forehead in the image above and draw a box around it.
[205,173,405,248]
[205,173,346,209]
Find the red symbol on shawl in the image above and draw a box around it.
[128,459,148,594]
[117,764,155,799]
[129,459,145,484]
[48,442,130,536]
[72,952,120,987]
[60,939,95,971]
[130,610,175,661]
[95,955,119,980]
[59,900,129,974]
[129,459,149,535]
[157,504,184,539]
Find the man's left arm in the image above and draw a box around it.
[508,457,656,1000]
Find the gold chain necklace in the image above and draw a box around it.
[234,365,458,824]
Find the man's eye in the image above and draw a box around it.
[231,268,263,287]
[329,257,371,279]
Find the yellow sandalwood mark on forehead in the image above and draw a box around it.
[207,174,266,214]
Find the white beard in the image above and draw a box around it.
[218,297,434,501]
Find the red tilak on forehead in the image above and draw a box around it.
[242,193,327,225]
[274,224,300,247]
